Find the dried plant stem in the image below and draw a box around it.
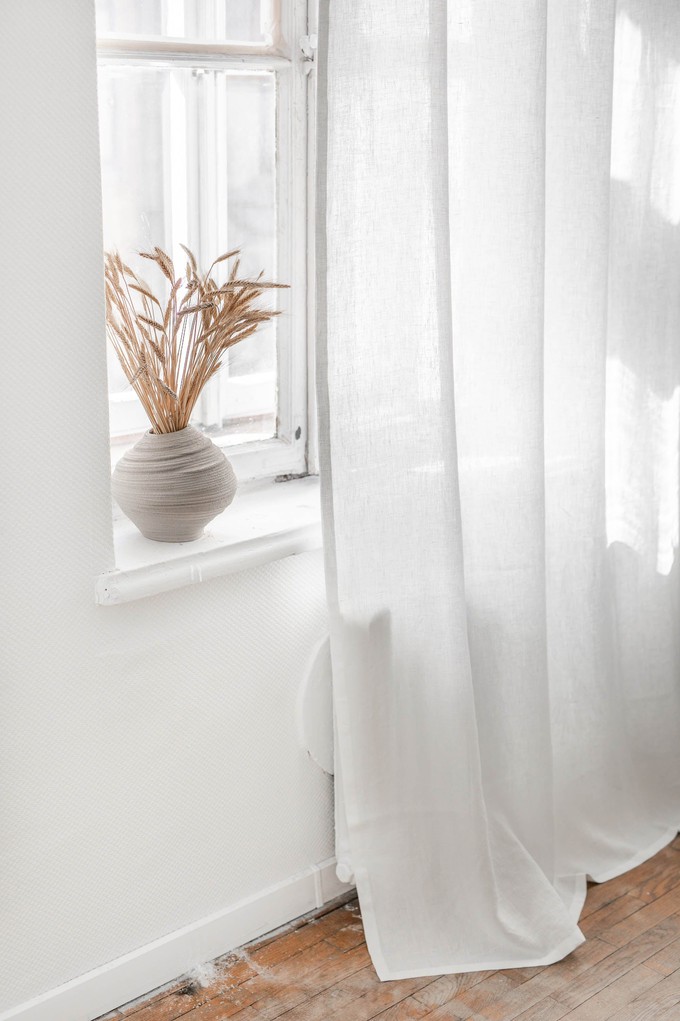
[104,245,286,434]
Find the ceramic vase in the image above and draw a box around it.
[112,425,237,542]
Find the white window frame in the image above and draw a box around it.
[96,0,317,482]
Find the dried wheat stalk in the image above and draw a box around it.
[104,245,286,434]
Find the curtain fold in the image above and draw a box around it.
[317,0,680,980]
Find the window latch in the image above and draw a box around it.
[300,34,318,74]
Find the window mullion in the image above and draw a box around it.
[273,0,310,471]
[98,0,309,479]
[196,66,227,430]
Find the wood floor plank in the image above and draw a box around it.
[298,942,373,995]
[496,964,548,985]
[503,998,568,1021]
[171,939,351,1021]
[124,958,257,1021]
[372,997,431,1020]
[411,972,496,1010]
[321,975,435,1021]
[608,999,671,1021]
[643,936,680,977]
[609,965,680,1021]
[325,921,366,951]
[257,965,380,1021]
[119,982,193,1021]
[425,972,522,1019]
[114,843,680,1021]
[310,901,363,935]
[208,1010,261,1021]
[247,944,375,1021]
[579,894,648,938]
[256,936,342,985]
[553,962,660,1021]
[550,915,680,1010]
[629,858,680,905]
[249,902,362,967]
[598,887,680,947]
[247,919,337,969]
[123,991,201,1021]
[580,848,678,919]
[459,937,615,1021]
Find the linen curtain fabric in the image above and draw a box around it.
[316,0,680,980]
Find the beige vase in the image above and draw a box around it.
[112,425,237,542]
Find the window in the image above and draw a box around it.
[95,0,316,480]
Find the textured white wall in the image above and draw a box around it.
[0,1,332,1013]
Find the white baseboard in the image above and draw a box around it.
[0,859,352,1021]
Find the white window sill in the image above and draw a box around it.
[95,476,322,605]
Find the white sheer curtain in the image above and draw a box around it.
[316,0,680,980]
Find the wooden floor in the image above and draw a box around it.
[104,836,680,1021]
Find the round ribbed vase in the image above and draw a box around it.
[112,426,237,542]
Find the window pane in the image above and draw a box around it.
[95,0,274,45]
[98,64,278,444]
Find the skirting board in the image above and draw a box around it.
[0,859,352,1021]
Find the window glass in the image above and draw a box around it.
[97,63,278,443]
[95,0,272,44]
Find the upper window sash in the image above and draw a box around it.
[96,0,313,482]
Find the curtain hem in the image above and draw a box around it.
[356,870,588,982]
[354,828,680,980]
[364,928,586,982]
[586,826,680,885]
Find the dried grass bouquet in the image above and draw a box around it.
[104,245,286,434]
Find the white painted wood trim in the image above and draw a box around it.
[97,475,321,604]
[0,859,352,1021]
[97,520,322,603]
[96,37,289,60]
